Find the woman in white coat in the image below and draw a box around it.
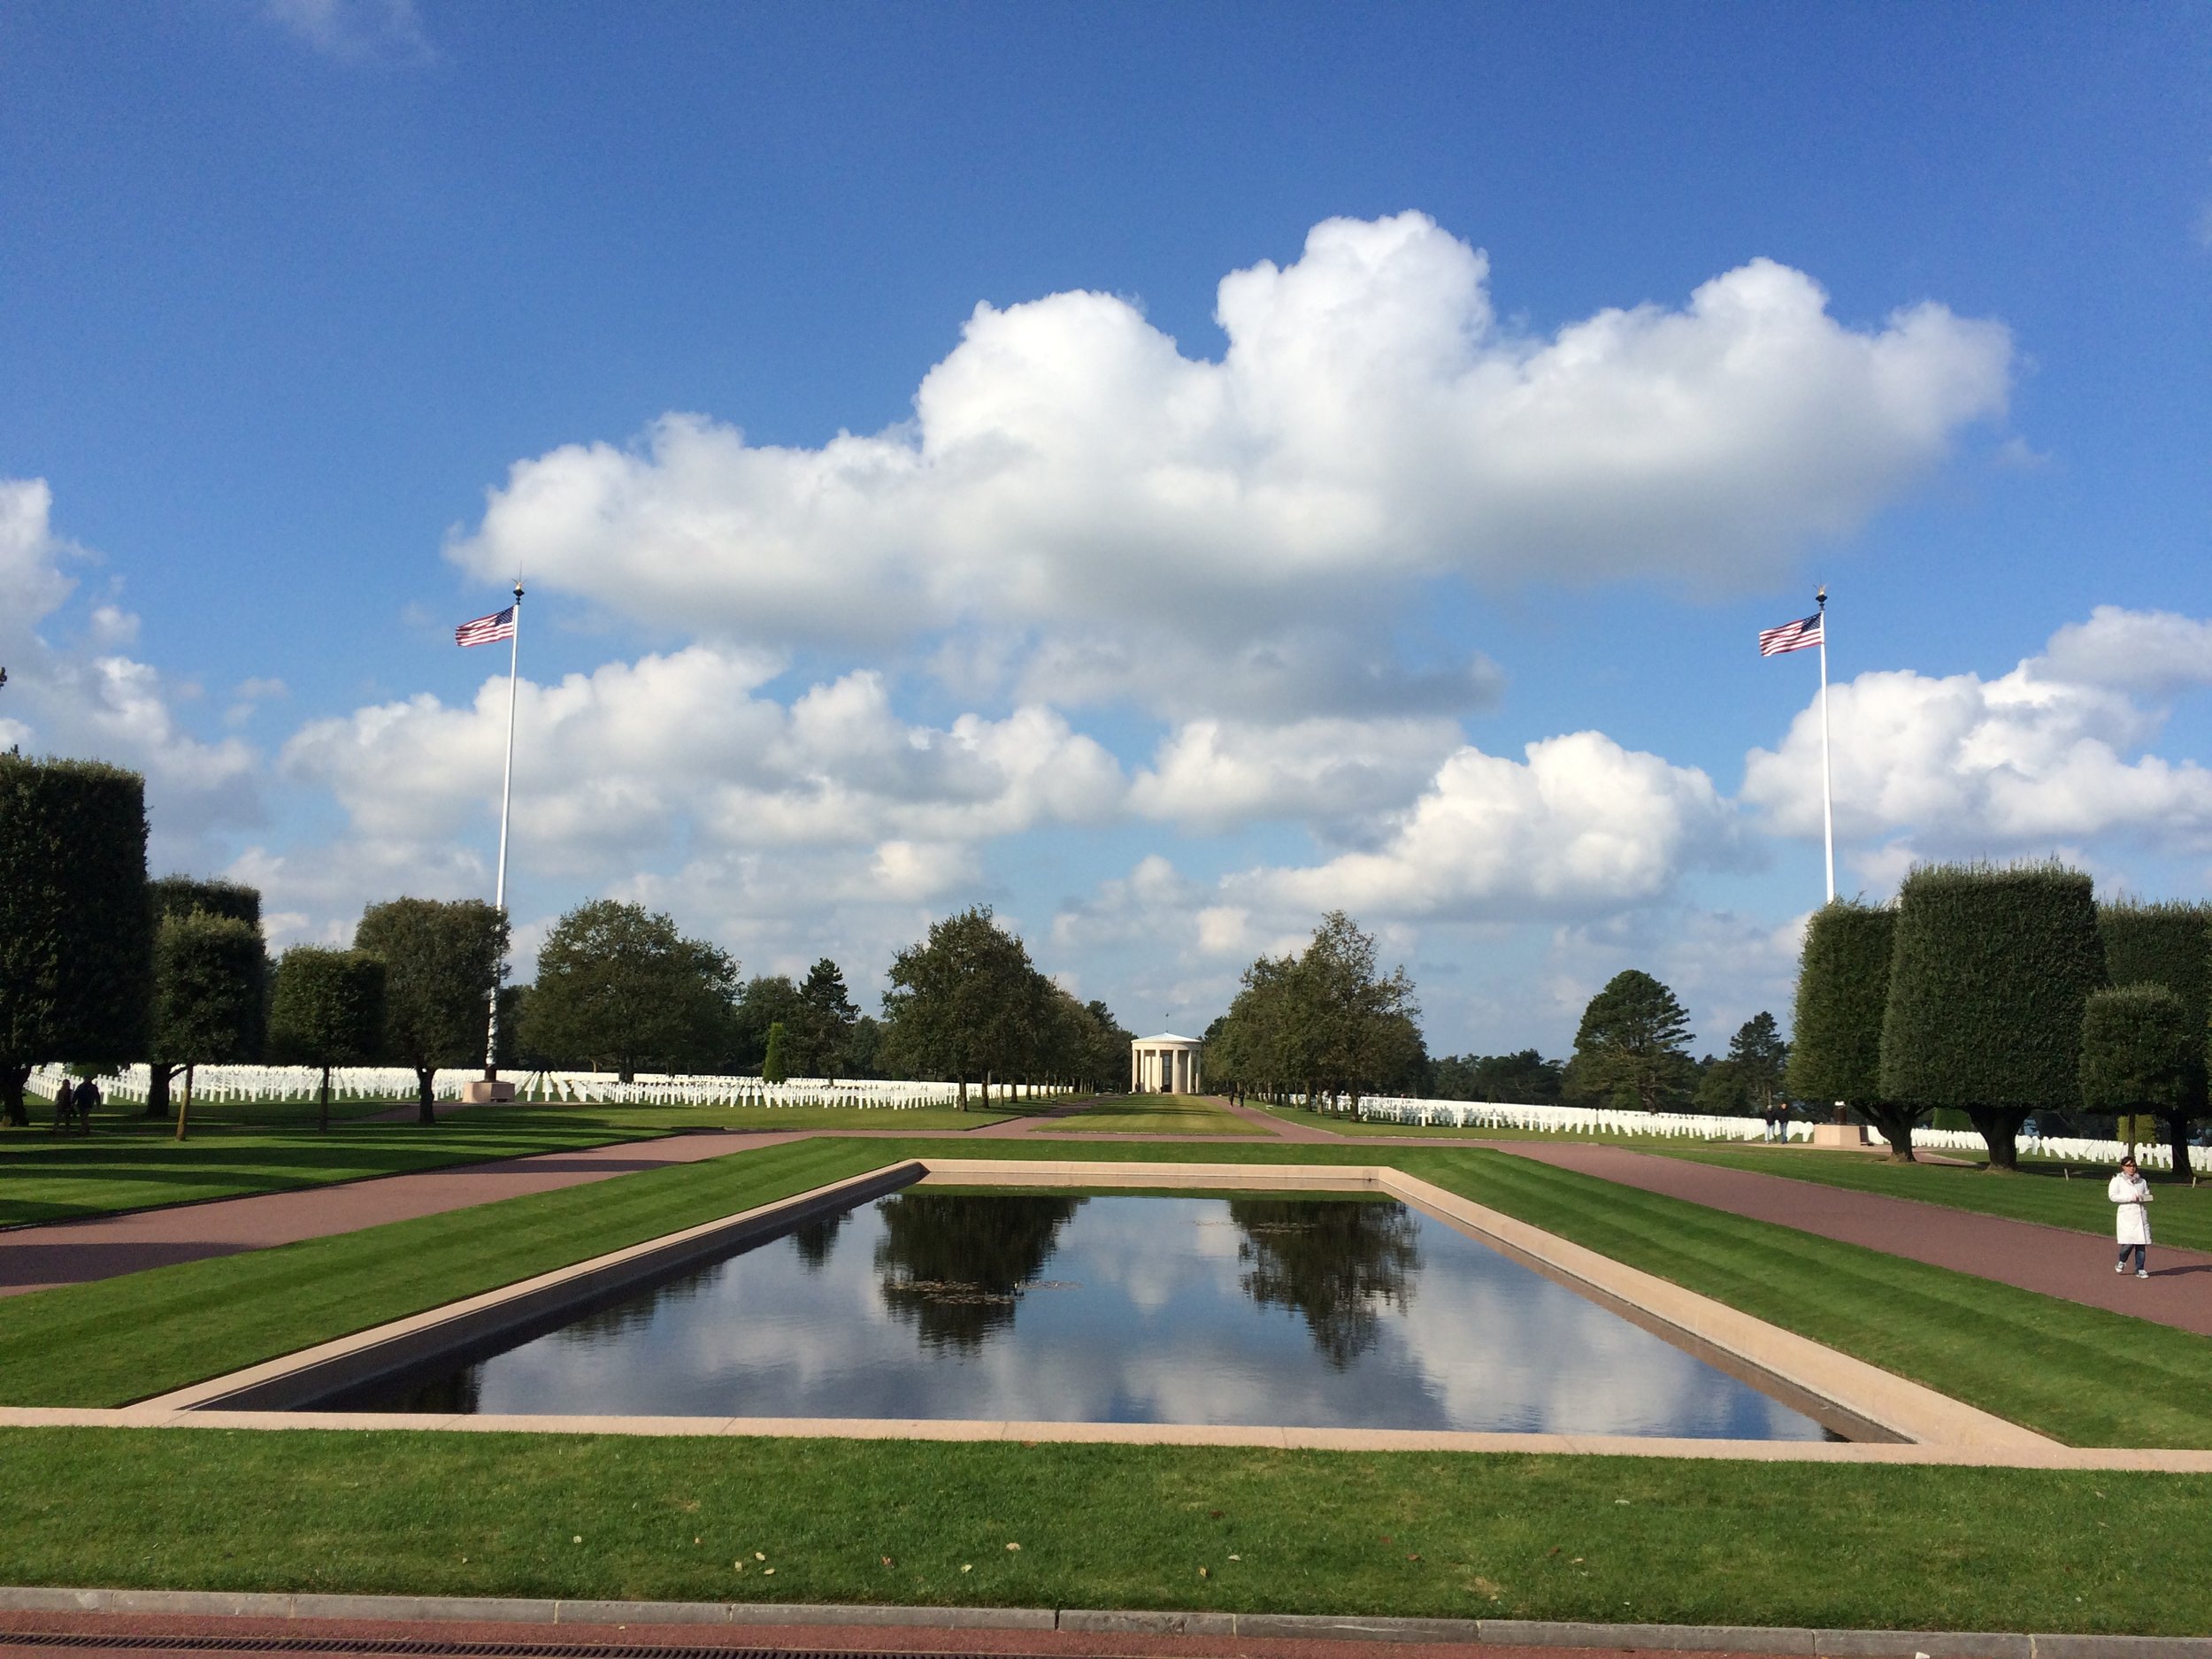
[2108,1155,2153,1279]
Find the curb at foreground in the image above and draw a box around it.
[0,1587,2205,1658]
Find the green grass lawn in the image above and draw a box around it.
[4,1137,2208,1448]
[0,1100,1014,1228]
[1056,1095,1269,1135]
[2,1428,2205,1635]
[1656,1144,2212,1253]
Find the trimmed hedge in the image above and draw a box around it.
[0,757,152,1125]
[1880,861,2104,1170]
[150,875,261,929]
[2080,985,2195,1117]
[145,874,265,1119]
[1788,901,1921,1157]
[2100,900,2211,1176]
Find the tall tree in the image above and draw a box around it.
[520,900,737,1080]
[761,1019,789,1085]
[1727,1012,1789,1113]
[1208,912,1420,1111]
[788,957,860,1079]
[732,975,804,1074]
[1301,911,1422,1112]
[0,757,152,1126]
[1880,861,2105,1171]
[267,947,386,1131]
[1430,1050,1564,1105]
[2098,900,2212,1180]
[355,897,508,1123]
[143,876,263,1120]
[2079,985,2196,1158]
[1078,997,1134,1094]
[880,906,1036,1108]
[1789,901,1922,1159]
[1565,970,1696,1112]
[153,910,265,1140]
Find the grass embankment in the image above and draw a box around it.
[0,1101,1014,1228]
[3,1429,2207,1634]
[4,1138,2209,1448]
[1660,1144,2212,1253]
[1058,1095,1269,1135]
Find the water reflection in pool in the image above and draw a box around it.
[349,1193,1832,1438]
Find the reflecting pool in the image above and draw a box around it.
[336,1192,1833,1438]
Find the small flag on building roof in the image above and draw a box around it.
[1758,612,1824,657]
[456,606,517,648]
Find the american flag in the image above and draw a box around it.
[1758,612,1824,657]
[456,605,516,648]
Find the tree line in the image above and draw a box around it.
[0,757,1133,1130]
[1200,908,1791,1118]
[1791,862,2208,1171]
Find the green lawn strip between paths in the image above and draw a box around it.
[1650,1143,2212,1254]
[0,1102,1016,1228]
[2,1431,2206,1636]
[1058,1095,1269,1135]
[2,1138,2208,1448]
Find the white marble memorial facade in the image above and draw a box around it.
[1130,1033,1202,1095]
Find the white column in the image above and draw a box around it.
[1131,1046,1140,1093]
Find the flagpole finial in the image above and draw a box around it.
[1816,584,1827,608]
[512,577,525,601]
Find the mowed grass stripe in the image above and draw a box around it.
[0,1137,895,1407]
[1,1430,2207,1633]
[1383,1148,2212,1449]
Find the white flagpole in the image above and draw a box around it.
[1816,584,1834,904]
[484,579,523,1077]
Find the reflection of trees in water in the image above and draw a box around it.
[550,1273,716,1345]
[873,1194,1083,1351]
[791,1211,846,1271]
[386,1363,484,1415]
[1230,1198,1419,1369]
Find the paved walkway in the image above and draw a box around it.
[0,1132,813,1297]
[1480,1141,2212,1336]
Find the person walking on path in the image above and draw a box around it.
[74,1075,100,1133]
[49,1077,74,1133]
[2110,1154,2153,1278]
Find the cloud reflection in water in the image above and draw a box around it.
[368,1194,1827,1439]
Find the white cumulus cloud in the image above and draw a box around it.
[0,479,258,854]
[1225,731,1740,923]
[1741,606,2212,866]
[277,645,1126,904]
[1130,714,1465,834]
[449,213,2011,712]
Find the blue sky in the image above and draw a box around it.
[4,3,2208,1056]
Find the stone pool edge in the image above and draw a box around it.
[1,1586,2208,1657]
[8,1156,2192,1471]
